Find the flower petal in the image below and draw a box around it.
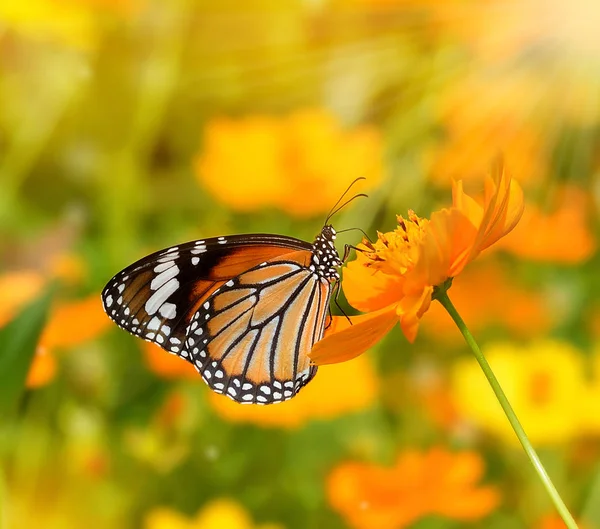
[452,179,483,226]
[343,256,406,312]
[471,163,524,257]
[398,286,434,343]
[309,305,399,365]
[421,208,477,279]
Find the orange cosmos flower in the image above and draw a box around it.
[327,447,500,529]
[310,162,524,365]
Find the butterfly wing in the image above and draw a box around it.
[185,260,332,404]
[101,234,313,361]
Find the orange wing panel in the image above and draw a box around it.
[208,247,311,280]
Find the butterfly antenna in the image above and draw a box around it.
[325,194,368,225]
[324,177,366,225]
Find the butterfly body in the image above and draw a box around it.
[101,225,343,404]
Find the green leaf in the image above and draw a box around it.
[0,287,53,418]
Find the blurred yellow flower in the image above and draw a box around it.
[497,185,596,264]
[452,341,587,445]
[195,109,384,217]
[0,0,142,48]
[208,355,378,428]
[327,447,500,529]
[145,499,284,529]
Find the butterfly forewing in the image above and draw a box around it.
[101,234,312,360]
[185,261,332,404]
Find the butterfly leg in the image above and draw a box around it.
[342,243,370,262]
[332,279,352,325]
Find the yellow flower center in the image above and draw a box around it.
[361,210,428,277]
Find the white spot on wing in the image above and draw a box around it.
[151,265,179,291]
[154,261,173,273]
[105,295,113,307]
[159,302,177,319]
[147,316,162,331]
[145,278,179,315]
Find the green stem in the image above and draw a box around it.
[434,283,578,529]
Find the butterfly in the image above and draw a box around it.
[101,183,365,405]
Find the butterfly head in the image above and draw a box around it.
[311,225,343,282]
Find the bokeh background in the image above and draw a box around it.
[1,0,600,528]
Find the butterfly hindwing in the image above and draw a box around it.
[185,260,332,404]
[101,234,313,361]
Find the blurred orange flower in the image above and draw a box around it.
[452,340,588,445]
[310,162,524,364]
[327,447,500,529]
[143,341,199,380]
[145,498,283,529]
[32,295,111,388]
[421,260,554,342]
[195,109,384,217]
[0,270,111,388]
[428,74,546,187]
[40,295,111,350]
[208,355,378,428]
[537,514,591,529]
[497,185,595,263]
[0,271,46,328]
